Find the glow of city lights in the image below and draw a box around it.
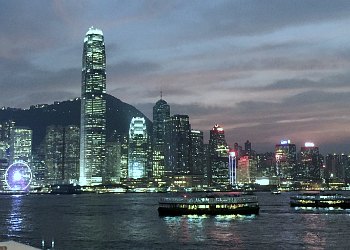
[280,139,291,145]
[229,151,236,157]
[305,142,315,147]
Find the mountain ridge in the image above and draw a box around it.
[0,94,152,148]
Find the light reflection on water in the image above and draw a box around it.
[293,206,350,214]
[3,192,350,249]
[162,214,256,245]
[301,214,326,249]
[6,195,24,236]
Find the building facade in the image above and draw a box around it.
[152,98,170,179]
[79,27,107,186]
[275,140,297,180]
[209,124,229,187]
[10,127,32,165]
[236,156,258,184]
[128,117,150,179]
[45,125,79,184]
[167,115,191,175]
[189,130,204,175]
[298,142,322,182]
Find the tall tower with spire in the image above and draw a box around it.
[152,94,170,179]
[79,27,107,186]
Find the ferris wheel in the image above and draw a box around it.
[5,162,32,191]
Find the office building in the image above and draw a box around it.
[189,130,204,175]
[209,124,229,187]
[45,125,79,184]
[128,117,150,179]
[167,115,191,174]
[152,98,170,179]
[325,154,347,184]
[236,156,258,184]
[298,142,322,182]
[10,127,32,165]
[275,139,297,180]
[79,27,107,186]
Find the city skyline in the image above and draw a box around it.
[1,1,350,153]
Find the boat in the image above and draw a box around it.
[50,184,83,194]
[290,192,350,209]
[158,193,259,216]
[271,189,281,195]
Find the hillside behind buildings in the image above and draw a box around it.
[0,94,152,148]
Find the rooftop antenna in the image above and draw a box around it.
[160,90,163,100]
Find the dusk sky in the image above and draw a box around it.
[1,0,350,153]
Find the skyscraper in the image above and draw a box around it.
[275,139,297,180]
[167,115,191,174]
[152,98,170,179]
[189,130,204,175]
[79,27,107,186]
[10,127,32,165]
[209,124,229,187]
[299,142,322,182]
[128,117,150,179]
[45,125,79,185]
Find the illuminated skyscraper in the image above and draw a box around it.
[275,140,297,180]
[236,156,258,184]
[152,98,170,178]
[79,27,107,186]
[325,153,346,183]
[45,125,79,184]
[128,117,150,179]
[209,124,229,187]
[299,142,322,182]
[10,127,32,165]
[168,115,191,174]
[189,130,203,175]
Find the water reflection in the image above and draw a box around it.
[293,206,350,214]
[6,195,24,236]
[162,215,255,245]
[301,214,326,249]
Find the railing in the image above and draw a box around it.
[292,194,348,201]
[159,196,258,204]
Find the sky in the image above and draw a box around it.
[1,0,350,154]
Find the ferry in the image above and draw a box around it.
[290,192,350,209]
[158,193,259,216]
[271,189,281,195]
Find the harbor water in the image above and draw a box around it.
[1,192,350,249]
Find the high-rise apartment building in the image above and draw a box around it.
[128,117,150,179]
[79,27,107,186]
[152,98,170,179]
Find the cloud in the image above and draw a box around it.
[1,0,350,154]
[193,0,350,38]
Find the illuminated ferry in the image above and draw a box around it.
[290,192,350,209]
[158,193,259,216]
